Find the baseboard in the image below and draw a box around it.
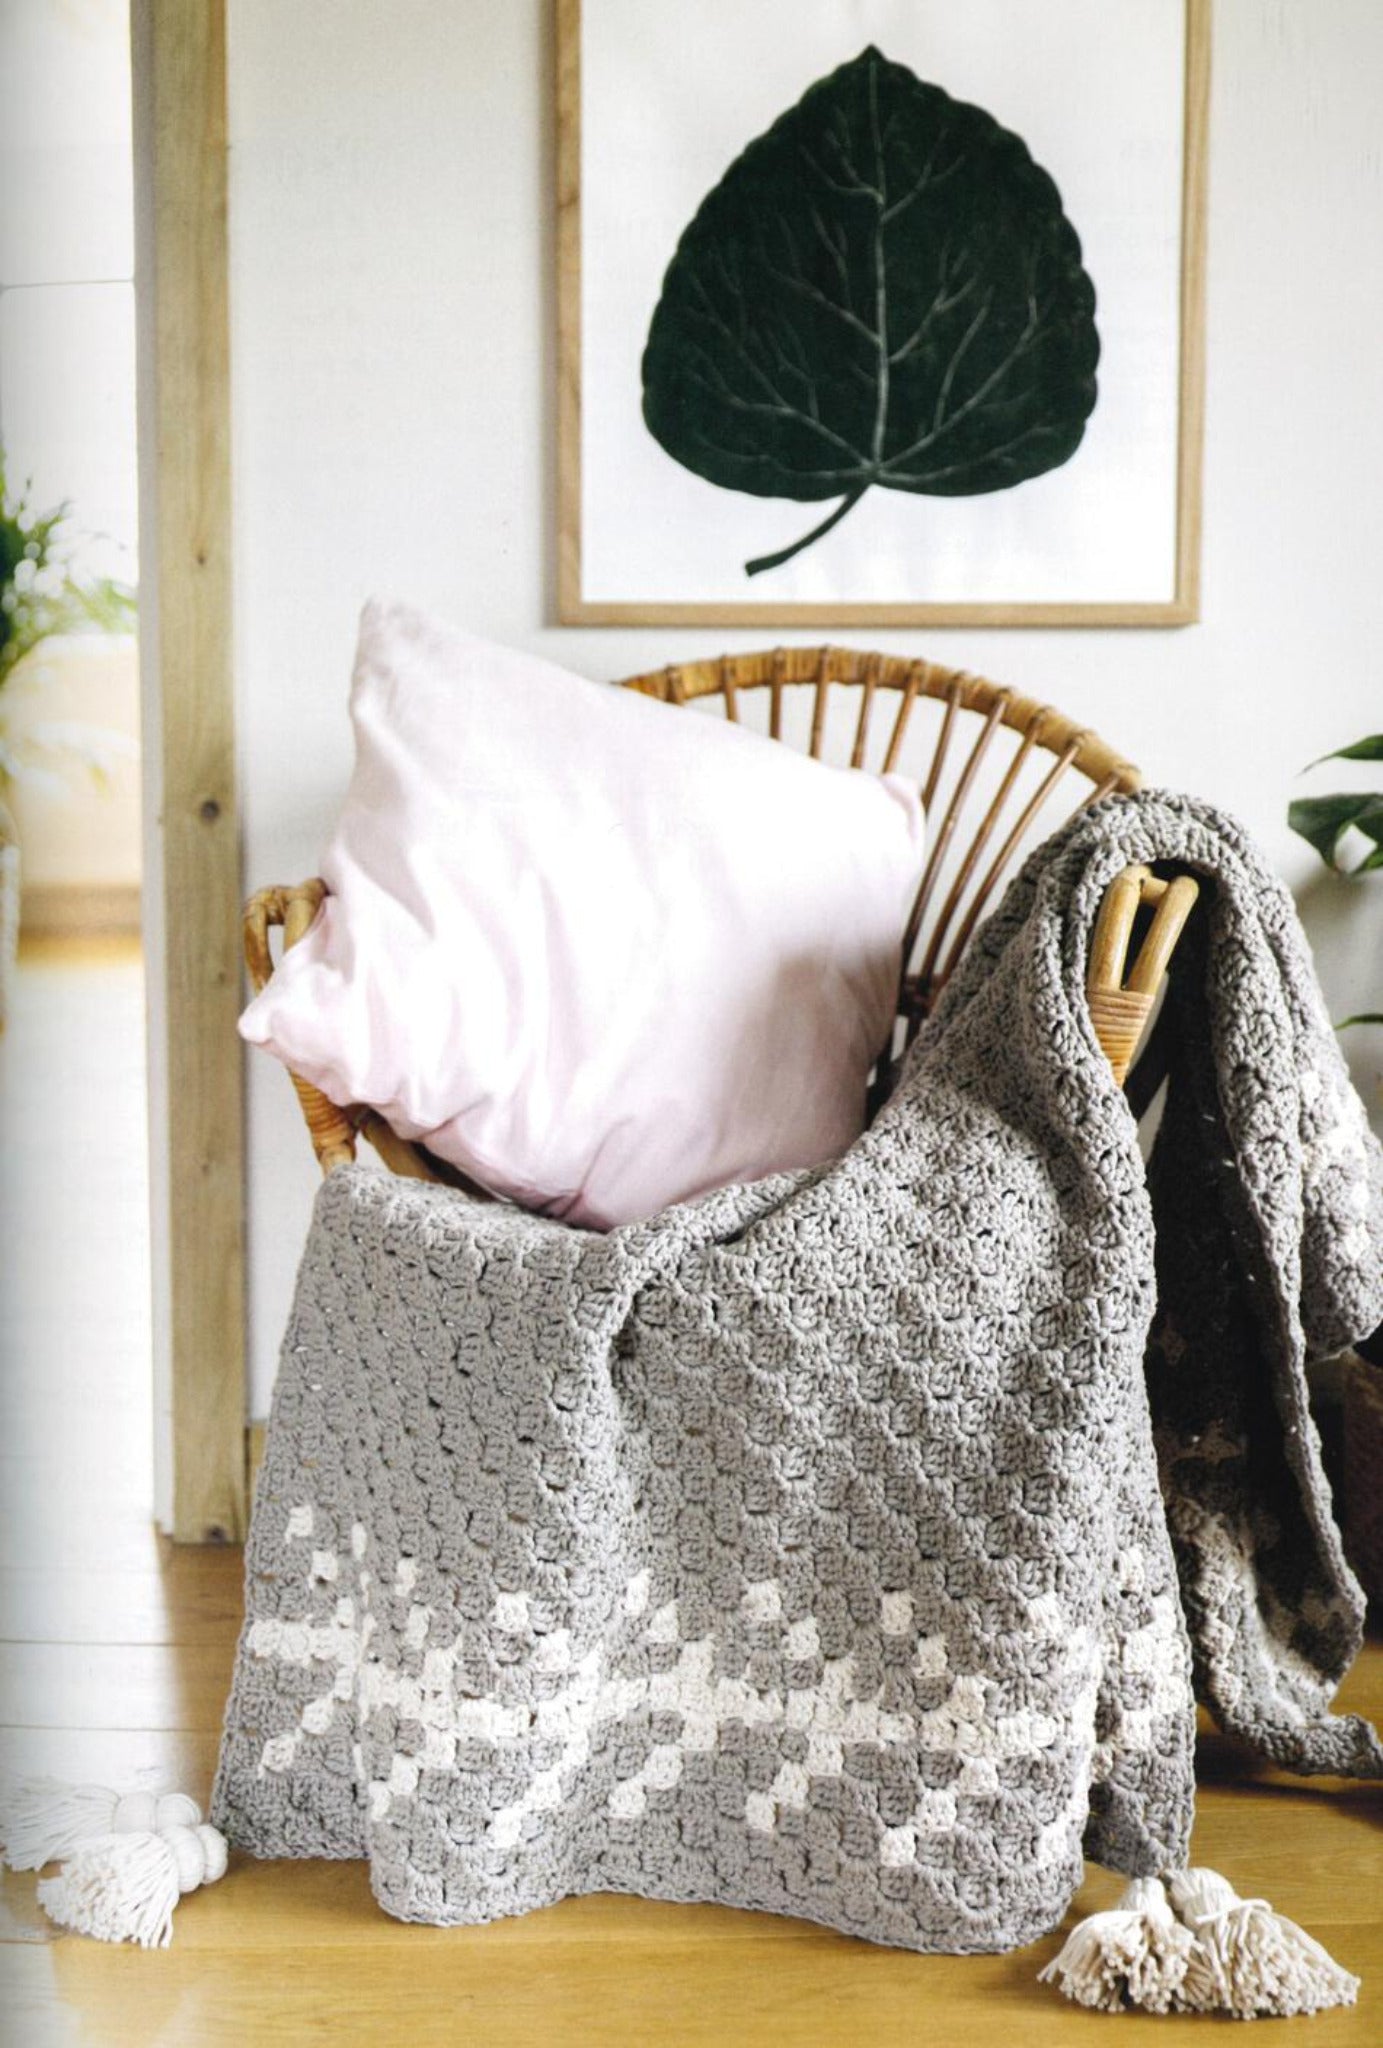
[21,883,142,935]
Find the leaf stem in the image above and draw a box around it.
[744,488,867,577]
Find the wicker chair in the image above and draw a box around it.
[244,646,1199,1185]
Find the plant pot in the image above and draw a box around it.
[0,795,18,1035]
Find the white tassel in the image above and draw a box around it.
[1168,1867,1360,2019]
[35,1821,228,1950]
[1,1774,228,1947]
[1039,1876,1197,2013]
[38,1833,182,1949]
[0,1776,202,1870]
[0,1778,120,1869]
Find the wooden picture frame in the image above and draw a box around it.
[557,0,1209,628]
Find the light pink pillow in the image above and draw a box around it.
[241,600,925,1228]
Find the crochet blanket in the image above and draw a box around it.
[213,792,1383,1954]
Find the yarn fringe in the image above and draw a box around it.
[37,1833,184,1950]
[0,1775,202,1871]
[1042,1865,1359,2019]
[1169,1867,1360,2020]
[1,1776,226,1945]
[2,1778,115,1870]
[1038,1877,1195,2013]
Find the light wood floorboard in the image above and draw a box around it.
[2,940,1381,2043]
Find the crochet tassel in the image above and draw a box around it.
[1,1776,226,1947]
[1038,1876,1196,2013]
[36,1822,228,1950]
[1041,1866,1359,2018]
[0,1777,189,1875]
[1168,1867,1360,2020]
[0,1776,201,1870]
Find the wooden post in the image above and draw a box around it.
[132,0,245,1542]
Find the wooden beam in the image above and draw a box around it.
[132,0,245,1542]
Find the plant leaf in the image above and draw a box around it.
[1339,1013,1383,1029]
[1304,733,1383,771]
[642,46,1099,575]
[1,450,137,687]
[1288,792,1383,872]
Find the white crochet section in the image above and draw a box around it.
[1166,1498,1336,1723]
[887,1605,1103,1871]
[1089,1587,1192,1786]
[248,1596,371,1773]
[1304,1078,1374,1265]
[253,1525,1146,1869]
[247,1521,374,1776]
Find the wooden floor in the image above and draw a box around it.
[2,940,1382,2045]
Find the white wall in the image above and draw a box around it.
[229,0,1383,1415]
[2,0,142,911]
[0,0,138,587]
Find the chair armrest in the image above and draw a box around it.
[242,881,484,1189]
[242,881,365,1175]
[1087,865,1200,1085]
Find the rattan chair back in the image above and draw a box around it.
[620,646,1138,1053]
[244,646,1197,1183]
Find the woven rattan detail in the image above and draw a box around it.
[242,647,1196,1180]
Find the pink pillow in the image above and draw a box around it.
[241,601,925,1228]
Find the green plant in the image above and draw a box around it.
[1289,733,1383,1028]
[0,456,137,794]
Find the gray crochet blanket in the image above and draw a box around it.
[214,792,1383,1953]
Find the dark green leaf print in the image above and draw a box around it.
[642,47,1099,577]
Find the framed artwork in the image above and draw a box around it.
[557,0,1208,627]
